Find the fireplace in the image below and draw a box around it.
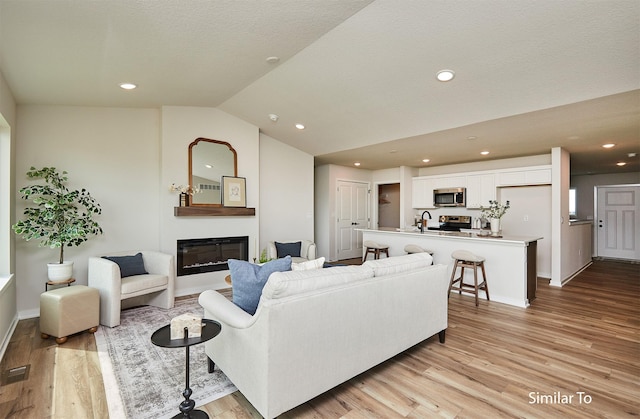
[177,236,249,276]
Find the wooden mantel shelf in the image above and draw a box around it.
[174,206,256,217]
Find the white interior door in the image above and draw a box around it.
[337,180,369,260]
[596,185,640,260]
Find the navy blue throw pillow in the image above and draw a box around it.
[275,241,302,258]
[102,253,148,278]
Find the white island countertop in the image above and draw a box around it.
[362,227,542,245]
[357,228,542,308]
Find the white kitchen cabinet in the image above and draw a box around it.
[436,176,466,189]
[466,173,496,208]
[412,165,550,209]
[496,167,551,187]
[524,168,552,184]
[412,177,435,208]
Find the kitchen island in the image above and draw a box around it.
[358,228,541,308]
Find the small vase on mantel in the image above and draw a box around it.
[490,218,501,236]
[179,193,190,207]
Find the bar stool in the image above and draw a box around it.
[363,240,390,262]
[448,250,490,306]
[404,244,434,255]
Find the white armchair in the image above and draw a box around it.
[88,250,175,327]
[267,240,317,263]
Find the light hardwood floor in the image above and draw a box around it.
[0,259,638,418]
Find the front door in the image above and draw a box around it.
[337,180,369,260]
[596,185,640,260]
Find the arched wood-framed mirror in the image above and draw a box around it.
[188,138,238,206]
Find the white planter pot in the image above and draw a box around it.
[47,261,74,281]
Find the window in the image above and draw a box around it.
[569,188,576,218]
[0,116,10,275]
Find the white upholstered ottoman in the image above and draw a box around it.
[40,285,100,344]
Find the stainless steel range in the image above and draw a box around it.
[428,215,472,232]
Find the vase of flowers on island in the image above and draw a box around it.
[169,183,199,207]
[480,200,510,236]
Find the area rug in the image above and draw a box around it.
[94,295,237,419]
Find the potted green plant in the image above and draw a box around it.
[12,166,103,281]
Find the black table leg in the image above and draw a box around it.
[171,337,209,418]
[152,322,221,419]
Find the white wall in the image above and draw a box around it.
[316,164,419,260]
[567,223,593,274]
[159,106,260,295]
[13,104,312,315]
[314,165,331,260]
[315,164,372,261]
[259,133,314,257]
[0,68,16,276]
[372,167,400,230]
[15,105,162,316]
[400,166,419,229]
[551,147,572,286]
[0,70,17,362]
[571,172,640,220]
[499,185,552,278]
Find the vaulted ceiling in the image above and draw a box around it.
[1,0,638,175]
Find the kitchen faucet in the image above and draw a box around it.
[420,210,432,233]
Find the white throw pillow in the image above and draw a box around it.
[291,257,325,271]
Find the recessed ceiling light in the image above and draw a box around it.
[389,149,397,153]
[295,123,305,130]
[422,159,430,163]
[354,162,361,166]
[629,153,637,158]
[268,114,279,122]
[616,162,627,166]
[266,56,280,64]
[480,151,490,155]
[467,136,477,140]
[205,164,212,169]
[119,82,137,90]
[602,143,615,148]
[436,69,455,82]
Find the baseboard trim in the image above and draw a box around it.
[561,260,594,287]
[0,314,18,363]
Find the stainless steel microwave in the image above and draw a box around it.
[434,187,466,207]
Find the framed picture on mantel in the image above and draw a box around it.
[221,176,246,207]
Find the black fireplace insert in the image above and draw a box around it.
[177,236,249,276]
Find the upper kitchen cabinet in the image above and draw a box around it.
[412,177,435,208]
[466,173,496,208]
[412,174,467,208]
[495,166,552,187]
[437,175,466,189]
[412,165,552,210]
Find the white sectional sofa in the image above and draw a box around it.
[198,253,449,418]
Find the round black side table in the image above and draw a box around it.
[151,318,221,419]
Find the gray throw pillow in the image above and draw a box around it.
[102,252,148,278]
[230,256,292,315]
